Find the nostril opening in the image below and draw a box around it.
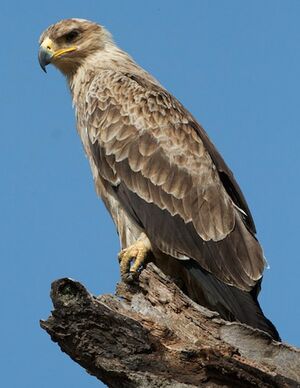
[47,46,51,50]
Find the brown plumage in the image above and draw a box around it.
[38,18,280,340]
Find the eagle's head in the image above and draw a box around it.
[38,19,112,75]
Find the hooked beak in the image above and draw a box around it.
[38,46,53,73]
[38,37,77,73]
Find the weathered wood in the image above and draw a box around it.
[41,263,300,387]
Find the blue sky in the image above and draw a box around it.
[1,1,299,387]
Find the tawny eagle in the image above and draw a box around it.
[38,18,280,340]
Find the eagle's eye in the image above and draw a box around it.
[65,29,80,43]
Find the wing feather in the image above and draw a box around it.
[85,70,265,290]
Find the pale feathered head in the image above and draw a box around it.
[38,18,112,75]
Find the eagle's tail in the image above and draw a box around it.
[178,260,280,341]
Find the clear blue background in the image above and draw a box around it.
[1,1,299,387]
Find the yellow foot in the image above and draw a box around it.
[118,239,150,283]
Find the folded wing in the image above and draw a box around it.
[85,70,266,291]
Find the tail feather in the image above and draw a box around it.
[180,260,280,341]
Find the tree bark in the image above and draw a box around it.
[41,263,300,387]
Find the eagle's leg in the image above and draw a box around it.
[118,233,151,282]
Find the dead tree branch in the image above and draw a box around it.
[41,263,300,387]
